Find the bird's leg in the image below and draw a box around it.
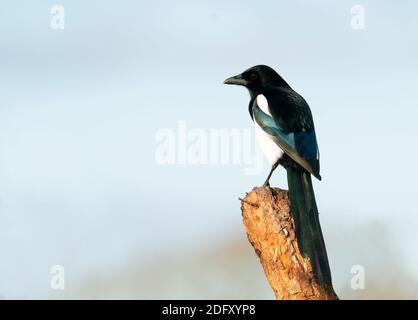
[262,161,280,199]
[263,161,279,187]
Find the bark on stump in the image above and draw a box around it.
[240,187,338,300]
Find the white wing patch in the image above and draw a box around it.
[254,94,284,165]
[256,94,271,116]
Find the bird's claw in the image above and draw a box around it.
[262,182,276,202]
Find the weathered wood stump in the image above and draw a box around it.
[240,187,338,300]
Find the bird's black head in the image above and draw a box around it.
[224,65,289,96]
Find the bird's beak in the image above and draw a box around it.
[223,73,248,86]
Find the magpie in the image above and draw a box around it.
[224,65,332,285]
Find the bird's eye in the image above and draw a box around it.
[250,73,258,80]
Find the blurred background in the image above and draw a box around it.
[0,0,417,299]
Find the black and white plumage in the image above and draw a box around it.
[225,65,321,182]
[253,94,285,165]
[224,65,332,286]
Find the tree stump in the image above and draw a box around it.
[240,187,338,300]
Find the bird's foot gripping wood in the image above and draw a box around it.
[262,183,276,201]
[240,187,338,300]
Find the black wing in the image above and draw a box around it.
[256,89,321,179]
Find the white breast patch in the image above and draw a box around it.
[254,94,284,165]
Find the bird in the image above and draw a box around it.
[224,65,332,285]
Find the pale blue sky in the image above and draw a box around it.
[0,1,417,298]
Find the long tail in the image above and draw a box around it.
[286,168,332,285]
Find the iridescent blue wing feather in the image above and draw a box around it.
[253,104,321,180]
